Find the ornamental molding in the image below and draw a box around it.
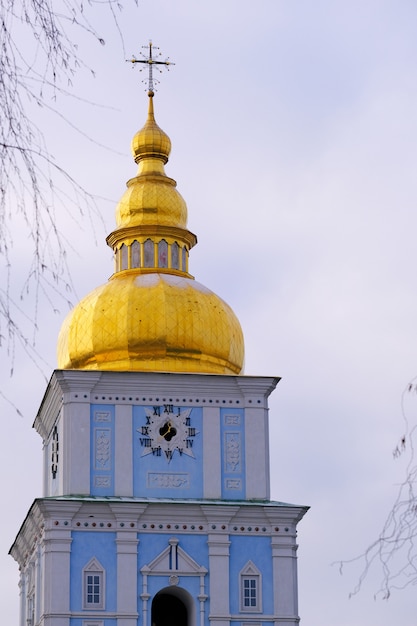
[142,536,207,576]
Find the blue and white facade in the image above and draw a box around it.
[10,370,307,626]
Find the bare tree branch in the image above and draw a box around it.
[335,381,417,599]
[0,0,136,381]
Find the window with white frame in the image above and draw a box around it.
[83,558,105,610]
[240,561,262,612]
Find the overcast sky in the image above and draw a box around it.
[2,2,417,624]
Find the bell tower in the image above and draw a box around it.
[10,46,308,626]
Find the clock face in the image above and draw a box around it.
[137,404,198,462]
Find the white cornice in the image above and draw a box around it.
[33,370,281,440]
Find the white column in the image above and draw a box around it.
[42,528,72,626]
[116,531,139,626]
[18,572,25,626]
[111,503,145,625]
[35,545,42,625]
[207,534,231,626]
[140,568,151,626]
[271,533,299,626]
[198,571,208,626]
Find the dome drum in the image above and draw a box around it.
[107,225,197,276]
[113,241,192,276]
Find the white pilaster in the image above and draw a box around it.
[35,545,42,625]
[203,407,221,498]
[115,404,133,496]
[207,534,231,626]
[116,531,139,625]
[18,573,25,626]
[271,534,299,625]
[63,400,90,495]
[42,528,72,626]
[244,406,270,500]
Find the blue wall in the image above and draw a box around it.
[70,531,117,613]
[68,529,274,625]
[229,535,273,615]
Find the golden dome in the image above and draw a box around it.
[131,93,171,164]
[116,93,188,231]
[57,91,245,375]
[115,173,187,230]
[58,273,243,374]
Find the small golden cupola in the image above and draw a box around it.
[57,88,245,375]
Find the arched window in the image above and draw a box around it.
[144,239,154,268]
[83,558,105,610]
[120,243,128,270]
[114,248,120,273]
[171,242,179,269]
[182,247,187,272]
[131,240,141,268]
[158,239,168,268]
[239,561,262,612]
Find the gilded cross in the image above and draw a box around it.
[127,41,174,93]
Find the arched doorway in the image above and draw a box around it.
[151,586,193,626]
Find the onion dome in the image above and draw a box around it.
[57,91,245,375]
[131,94,171,164]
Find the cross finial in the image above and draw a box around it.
[127,41,175,95]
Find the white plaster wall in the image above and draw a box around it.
[244,407,269,500]
[64,401,90,495]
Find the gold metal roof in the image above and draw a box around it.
[57,92,244,375]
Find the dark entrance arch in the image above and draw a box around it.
[151,587,193,626]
